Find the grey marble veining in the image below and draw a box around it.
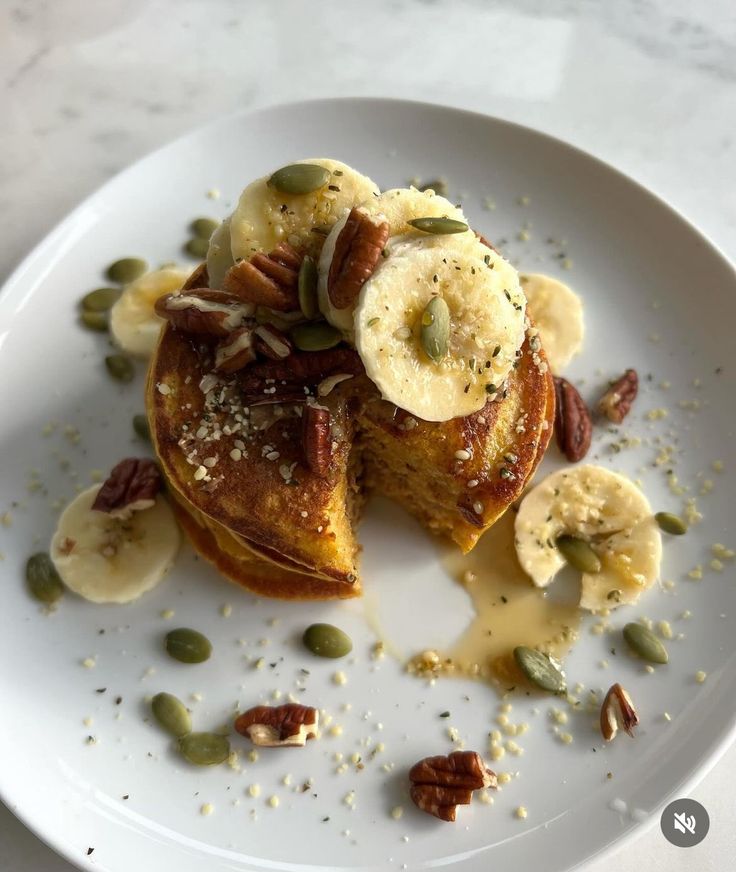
[1,2,735,870]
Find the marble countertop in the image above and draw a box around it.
[1,1,734,869]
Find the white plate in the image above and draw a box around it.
[1,98,735,872]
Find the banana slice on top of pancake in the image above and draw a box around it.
[229,159,380,263]
[514,465,662,611]
[354,237,527,422]
[50,484,180,604]
[520,273,584,374]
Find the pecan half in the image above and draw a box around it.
[598,369,638,424]
[155,290,253,338]
[553,376,592,462]
[234,703,319,747]
[302,404,332,477]
[214,327,256,374]
[328,207,389,310]
[600,682,639,741]
[182,262,209,291]
[409,751,496,822]
[253,324,293,360]
[92,458,161,519]
[222,243,303,311]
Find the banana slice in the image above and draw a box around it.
[206,216,234,289]
[318,187,472,333]
[110,266,188,357]
[229,158,379,262]
[50,485,180,604]
[514,465,662,611]
[519,273,583,375]
[354,241,526,421]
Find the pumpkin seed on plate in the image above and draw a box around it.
[556,535,601,574]
[420,296,450,362]
[152,692,191,738]
[623,622,668,664]
[81,287,121,312]
[408,217,469,235]
[106,257,148,284]
[654,511,687,536]
[132,414,150,441]
[298,255,319,319]
[268,163,331,195]
[302,623,353,658]
[190,217,220,239]
[80,310,109,332]
[178,731,230,765]
[291,321,342,352]
[513,646,566,694]
[26,552,64,604]
[184,237,210,259]
[165,627,212,663]
[105,354,135,383]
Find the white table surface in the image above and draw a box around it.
[1,1,734,869]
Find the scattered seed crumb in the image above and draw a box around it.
[695,671,707,684]
[644,665,655,674]
[200,802,214,816]
[391,805,403,820]
[221,603,232,618]
[267,795,279,808]
[248,750,259,763]
[333,671,347,686]
[515,806,528,819]
[160,609,175,620]
[710,559,724,572]
[248,784,261,798]
[0,512,12,527]
[497,772,512,785]
[254,657,265,669]
[478,789,494,805]
[657,621,673,640]
[663,712,672,722]
[329,725,343,737]
[206,188,220,200]
[688,566,703,580]
[82,657,96,669]
[558,732,574,745]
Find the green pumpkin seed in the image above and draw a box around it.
[513,646,566,694]
[26,552,64,604]
[298,255,319,320]
[556,535,601,574]
[106,258,148,284]
[623,622,668,664]
[105,354,135,383]
[302,623,353,658]
[80,310,109,332]
[178,731,230,765]
[165,627,212,663]
[654,511,687,536]
[291,322,342,352]
[408,217,469,235]
[268,163,331,195]
[190,217,220,239]
[132,414,151,441]
[81,287,121,312]
[152,692,191,738]
[184,237,210,259]
[420,296,450,362]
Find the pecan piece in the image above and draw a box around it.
[155,290,253,338]
[553,376,592,462]
[253,324,293,360]
[234,703,319,747]
[475,231,499,254]
[409,751,496,822]
[222,243,303,311]
[328,207,389,310]
[598,369,638,424]
[182,262,209,291]
[600,682,639,741]
[302,404,332,477]
[92,458,161,519]
[214,327,256,374]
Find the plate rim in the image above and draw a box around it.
[1,95,735,872]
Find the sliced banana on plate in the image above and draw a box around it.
[110,266,188,357]
[520,273,584,375]
[206,216,234,289]
[229,158,379,263]
[514,465,662,611]
[354,239,526,421]
[50,485,180,604]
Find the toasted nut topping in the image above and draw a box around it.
[155,290,253,337]
[553,376,592,462]
[409,751,496,822]
[600,682,639,741]
[91,458,161,519]
[302,404,332,478]
[253,324,293,360]
[234,703,319,747]
[328,207,389,310]
[214,327,257,374]
[222,243,303,311]
[598,369,638,423]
